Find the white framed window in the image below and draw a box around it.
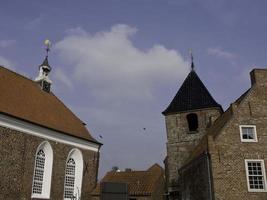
[239,125,257,142]
[32,141,53,199]
[245,159,267,192]
[64,149,83,200]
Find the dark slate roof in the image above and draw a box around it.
[162,67,222,115]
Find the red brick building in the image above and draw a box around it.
[0,55,101,199]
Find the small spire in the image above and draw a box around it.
[189,49,194,70]
[35,39,53,93]
[40,39,52,72]
[44,39,51,57]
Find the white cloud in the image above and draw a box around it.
[0,39,16,48]
[52,68,73,90]
[0,56,15,70]
[55,24,188,102]
[207,47,236,60]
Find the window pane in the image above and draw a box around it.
[32,149,45,194]
[64,158,76,198]
[247,161,266,191]
[242,127,255,140]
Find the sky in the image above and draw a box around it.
[1,0,267,178]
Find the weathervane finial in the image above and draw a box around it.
[44,39,51,57]
[189,48,194,70]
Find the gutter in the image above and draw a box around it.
[206,151,214,200]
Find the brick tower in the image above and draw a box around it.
[163,62,222,199]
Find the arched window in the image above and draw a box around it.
[64,149,83,200]
[32,141,53,199]
[186,113,198,132]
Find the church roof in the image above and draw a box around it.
[0,66,99,144]
[162,67,222,115]
[91,163,164,196]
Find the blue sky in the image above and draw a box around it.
[1,0,267,178]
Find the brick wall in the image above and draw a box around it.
[164,108,221,190]
[0,126,99,199]
[209,83,267,200]
[180,153,212,200]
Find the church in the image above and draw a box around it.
[163,61,267,200]
[0,44,102,199]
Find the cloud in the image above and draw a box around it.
[52,68,74,90]
[0,39,16,48]
[207,47,237,63]
[54,24,189,176]
[55,24,188,102]
[0,56,15,70]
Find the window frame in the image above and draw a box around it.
[63,148,83,200]
[31,141,53,199]
[245,159,267,192]
[239,125,258,142]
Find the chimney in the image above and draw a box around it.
[250,69,267,86]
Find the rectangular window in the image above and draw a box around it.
[245,160,267,192]
[240,125,257,142]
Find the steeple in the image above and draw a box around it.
[35,40,52,93]
[190,49,195,71]
[162,61,222,115]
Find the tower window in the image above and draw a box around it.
[186,113,198,132]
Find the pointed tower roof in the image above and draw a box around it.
[162,67,222,115]
[39,56,51,71]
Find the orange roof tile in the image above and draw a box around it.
[0,66,99,143]
[91,164,164,196]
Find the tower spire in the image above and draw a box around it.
[189,49,194,70]
[35,39,52,92]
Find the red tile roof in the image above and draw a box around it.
[0,66,99,143]
[91,163,164,196]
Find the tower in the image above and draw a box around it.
[163,61,222,199]
[35,40,52,93]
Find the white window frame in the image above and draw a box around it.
[245,159,267,192]
[31,141,53,199]
[239,125,258,142]
[63,148,83,200]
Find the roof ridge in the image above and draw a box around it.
[0,65,34,83]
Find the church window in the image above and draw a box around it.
[64,149,83,200]
[64,158,76,198]
[245,159,267,192]
[186,113,198,132]
[32,141,53,199]
[240,125,257,142]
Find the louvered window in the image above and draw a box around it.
[32,149,45,194]
[64,158,76,198]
